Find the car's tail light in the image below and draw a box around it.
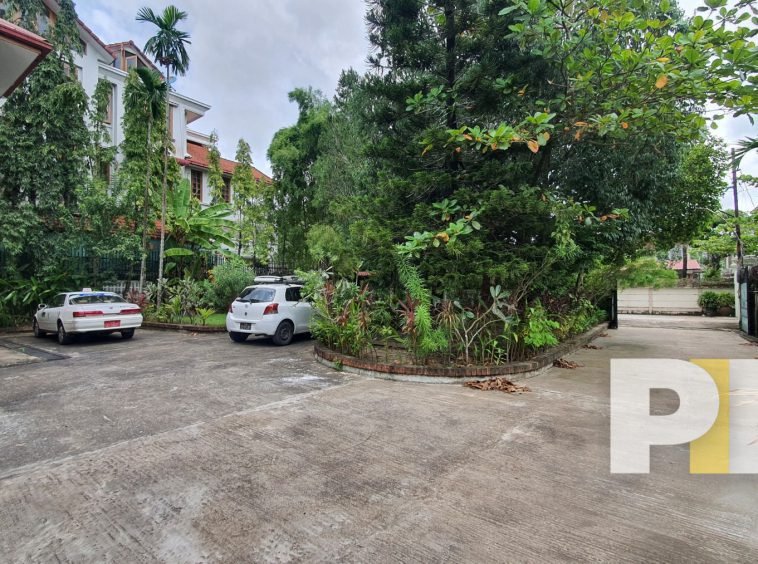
[73,310,104,317]
[263,303,279,315]
[120,308,141,315]
[228,302,234,313]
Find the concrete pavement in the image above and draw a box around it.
[0,323,756,562]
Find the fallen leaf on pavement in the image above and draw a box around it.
[553,358,582,369]
[464,377,530,394]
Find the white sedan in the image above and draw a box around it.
[33,290,143,345]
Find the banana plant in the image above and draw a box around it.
[163,178,237,261]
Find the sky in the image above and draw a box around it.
[76,0,756,211]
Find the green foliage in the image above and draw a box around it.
[163,179,236,275]
[309,279,376,358]
[618,257,678,289]
[698,291,735,311]
[209,258,254,311]
[395,254,447,360]
[231,138,272,260]
[522,301,560,351]
[207,130,225,204]
[267,88,331,267]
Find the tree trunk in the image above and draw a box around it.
[681,244,689,280]
[138,118,153,293]
[157,65,171,308]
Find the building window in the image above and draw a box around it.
[100,162,111,185]
[168,105,176,139]
[126,54,138,71]
[191,170,203,201]
[104,83,114,124]
[36,11,49,35]
[222,177,231,203]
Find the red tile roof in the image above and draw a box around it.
[179,141,271,182]
[668,259,702,271]
[0,18,52,96]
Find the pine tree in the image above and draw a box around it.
[207,130,225,204]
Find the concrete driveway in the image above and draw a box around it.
[1,323,757,562]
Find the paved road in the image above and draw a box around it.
[0,324,756,562]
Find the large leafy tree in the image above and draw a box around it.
[231,139,271,260]
[122,67,169,291]
[137,5,191,303]
[267,88,331,268]
[0,0,90,277]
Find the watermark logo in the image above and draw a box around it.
[610,359,758,474]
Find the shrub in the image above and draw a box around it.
[698,291,723,311]
[209,258,253,311]
[618,257,678,289]
[717,292,735,309]
[522,301,560,351]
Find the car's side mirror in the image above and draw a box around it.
[37,303,46,310]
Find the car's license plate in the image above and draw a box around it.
[104,320,120,328]
[240,323,251,330]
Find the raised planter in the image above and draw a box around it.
[314,324,608,384]
[141,321,226,333]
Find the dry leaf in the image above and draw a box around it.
[574,121,588,127]
[656,57,670,63]
[465,377,530,394]
[621,121,629,129]
[527,140,540,153]
[553,358,582,369]
[655,74,668,89]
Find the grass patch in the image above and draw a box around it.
[176,313,227,327]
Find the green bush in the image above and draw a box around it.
[698,291,733,311]
[209,258,254,311]
[618,257,678,289]
[522,301,560,351]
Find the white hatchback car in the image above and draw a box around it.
[226,279,312,346]
[33,290,143,345]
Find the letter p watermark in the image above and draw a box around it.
[611,359,758,474]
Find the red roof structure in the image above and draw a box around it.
[668,259,702,272]
[106,40,161,73]
[0,18,52,97]
[179,141,271,182]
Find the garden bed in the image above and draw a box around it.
[141,321,226,333]
[314,323,608,383]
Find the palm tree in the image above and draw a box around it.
[137,5,191,307]
[124,67,167,293]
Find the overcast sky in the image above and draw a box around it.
[77,0,756,211]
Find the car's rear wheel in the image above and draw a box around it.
[229,331,248,343]
[272,321,294,346]
[121,329,135,339]
[33,318,46,338]
[57,322,73,345]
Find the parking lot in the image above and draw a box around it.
[1,325,757,562]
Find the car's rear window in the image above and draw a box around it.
[69,294,124,305]
[238,287,275,303]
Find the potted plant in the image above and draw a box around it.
[698,291,720,317]
[716,292,736,317]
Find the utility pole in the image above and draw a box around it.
[732,148,743,267]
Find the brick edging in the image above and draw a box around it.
[141,321,226,333]
[313,324,608,383]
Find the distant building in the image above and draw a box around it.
[668,259,702,280]
[10,1,270,203]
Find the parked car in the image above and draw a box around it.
[226,277,312,345]
[33,289,143,345]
